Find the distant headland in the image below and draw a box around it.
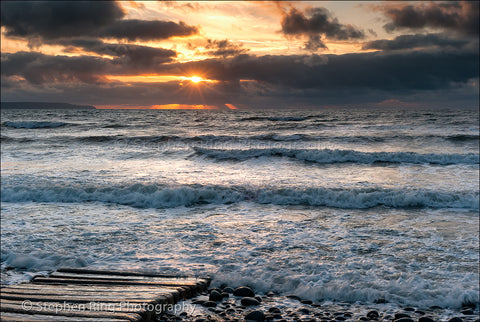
[1,102,96,110]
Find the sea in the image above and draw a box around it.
[1,107,479,313]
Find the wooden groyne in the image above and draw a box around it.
[0,267,211,322]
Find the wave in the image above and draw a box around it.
[3,121,72,129]
[445,134,480,142]
[240,116,312,122]
[2,183,478,210]
[194,147,479,165]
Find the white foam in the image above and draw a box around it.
[194,147,480,165]
[2,184,478,209]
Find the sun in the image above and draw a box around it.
[190,76,202,83]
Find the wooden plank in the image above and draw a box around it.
[1,287,175,298]
[1,312,131,321]
[49,272,203,283]
[0,293,169,304]
[1,304,142,321]
[57,267,200,279]
[3,283,183,293]
[0,299,144,314]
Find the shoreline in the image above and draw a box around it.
[158,285,479,322]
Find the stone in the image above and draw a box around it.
[266,291,275,297]
[367,310,379,320]
[241,297,261,306]
[416,311,426,315]
[221,292,230,298]
[301,300,313,305]
[245,310,266,321]
[233,286,255,297]
[209,290,223,302]
[224,287,235,293]
[418,317,435,322]
[268,307,281,313]
[403,307,415,312]
[298,308,310,314]
[254,296,262,303]
[394,313,411,319]
[396,318,415,322]
[286,295,302,301]
[192,300,205,305]
[203,301,217,307]
[461,309,474,315]
[448,318,463,322]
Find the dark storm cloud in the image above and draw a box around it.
[0,1,125,39]
[3,49,478,93]
[181,50,478,91]
[204,39,249,57]
[363,33,472,51]
[0,1,198,42]
[281,7,365,50]
[59,39,177,65]
[381,1,479,36]
[99,20,198,42]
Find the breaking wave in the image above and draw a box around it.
[194,147,480,165]
[3,121,72,129]
[2,184,478,210]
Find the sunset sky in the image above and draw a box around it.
[1,1,478,109]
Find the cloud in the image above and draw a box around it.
[59,39,177,65]
[204,39,249,57]
[380,1,479,36]
[99,20,198,42]
[281,7,365,50]
[363,33,472,51]
[0,1,198,43]
[0,1,125,39]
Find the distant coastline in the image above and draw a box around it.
[1,102,96,110]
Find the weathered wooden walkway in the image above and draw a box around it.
[0,267,211,322]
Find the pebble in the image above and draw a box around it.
[461,309,474,315]
[395,313,411,319]
[233,286,255,297]
[418,317,435,322]
[448,318,463,322]
[241,297,261,306]
[245,310,266,321]
[223,287,235,293]
[396,318,415,322]
[209,290,223,302]
[301,300,313,305]
[367,310,379,319]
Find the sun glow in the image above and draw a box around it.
[190,76,202,83]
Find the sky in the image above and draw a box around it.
[1,1,478,109]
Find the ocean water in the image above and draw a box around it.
[1,107,479,311]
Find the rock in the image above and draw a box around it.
[223,287,235,293]
[268,307,281,313]
[241,297,261,306]
[403,307,415,312]
[394,313,411,319]
[245,310,266,321]
[301,300,313,305]
[209,290,223,302]
[298,308,310,314]
[416,310,426,315]
[336,316,346,321]
[367,310,379,320]
[286,295,302,301]
[430,306,442,310]
[202,301,217,307]
[254,296,262,303]
[418,317,435,322]
[192,300,205,305]
[448,318,463,322]
[461,309,474,315]
[221,292,230,298]
[266,291,275,297]
[233,286,255,297]
[360,317,369,321]
[396,318,415,322]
